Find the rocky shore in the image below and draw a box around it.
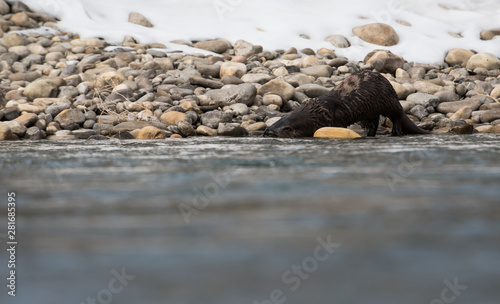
[1,1,500,141]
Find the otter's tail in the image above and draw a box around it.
[402,114,431,134]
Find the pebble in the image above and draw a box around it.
[205,83,257,107]
[128,12,153,28]
[0,122,13,140]
[23,78,60,100]
[234,40,255,58]
[325,35,350,48]
[160,111,187,126]
[194,39,231,54]
[201,111,234,129]
[54,109,86,130]
[196,125,218,137]
[220,62,247,78]
[258,79,295,101]
[445,48,474,67]
[218,123,248,137]
[437,98,483,114]
[466,52,500,70]
[137,126,167,139]
[24,126,44,140]
[300,65,333,78]
[297,84,330,98]
[72,129,97,139]
[352,23,399,46]
[314,127,361,139]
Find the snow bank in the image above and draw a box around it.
[13,0,500,63]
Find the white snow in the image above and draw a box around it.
[11,0,500,63]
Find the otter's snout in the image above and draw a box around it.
[263,128,278,137]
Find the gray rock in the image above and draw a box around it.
[0,107,20,121]
[410,105,428,120]
[195,63,220,78]
[3,121,27,137]
[24,126,44,140]
[0,122,12,140]
[300,65,333,78]
[437,98,483,114]
[58,86,79,99]
[221,75,245,85]
[474,82,493,95]
[325,35,350,48]
[217,123,248,137]
[480,110,500,123]
[241,73,275,84]
[83,120,96,129]
[407,92,440,108]
[329,58,349,67]
[72,129,97,139]
[8,71,41,82]
[297,84,330,98]
[201,111,233,129]
[23,78,59,100]
[409,67,426,80]
[205,83,257,106]
[399,100,415,113]
[177,120,196,137]
[194,39,230,54]
[111,121,154,134]
[0,52,19,65]
[234,40,255,57]
[46,100,72,117]
[0,0,9,15]
[54,109,86,130]
[189,76,224,89]
[434,90,459,103]
[226,103,249,116]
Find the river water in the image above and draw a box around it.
[1,134,499,304]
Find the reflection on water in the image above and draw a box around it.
[0,134,500,304]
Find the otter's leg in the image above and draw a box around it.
[362,117,380,137]
[390,116,404,136]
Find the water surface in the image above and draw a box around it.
[0,135,499,304]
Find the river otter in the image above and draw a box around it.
[263,70,430,137]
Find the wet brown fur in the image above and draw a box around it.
[264,70,430,138]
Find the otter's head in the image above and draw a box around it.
[263,109,316,138]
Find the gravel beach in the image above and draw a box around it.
[1,2,500,141]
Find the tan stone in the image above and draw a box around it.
[128,12,153,28]
[220,62,247,78]
[445,48,474,67]
[0,122,12,140]
[170,134,183,139]
[160,111,187,126]
[196,125,218,137]
[353,23,399,46]
[314,127,362,139]
[258,80,295,101]
[136,126,166,139]
[450,106,473,121]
